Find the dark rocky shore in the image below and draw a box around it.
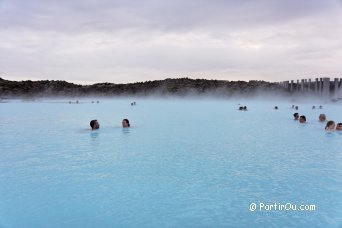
[0,77,287,98]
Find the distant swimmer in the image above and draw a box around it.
[312,105,315,109]
[295,106,298,110]
[299,115,306,124]
[239,106,243,111]
[90,119,100,130]
[291,105,295,109]
[122,119,130,128]
[97,101,100,104]
[293,113,299,120]
[274,106,278,110]
[336,123,342,131]
[319,114,326,122]
[243,106,247,111]
[325,121,335,131]
[319,105,323,109]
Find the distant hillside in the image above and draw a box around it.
[0,77,287,98]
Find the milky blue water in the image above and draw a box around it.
[0,98,341,227]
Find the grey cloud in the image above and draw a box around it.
[0,0,342,83]
[1,0,340,32]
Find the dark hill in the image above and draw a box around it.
[0,77,286,98]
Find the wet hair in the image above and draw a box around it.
[319,114,326,121]
[336,123,342,130]
[239,106,243,110]
[300,115,306,121]
[243,106,247,110]
[325,121,335,129]
[293,113,299,117]
[274,106,278,109]
[123,119,130,127]
[90,119,98,129]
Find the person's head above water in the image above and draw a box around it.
[122,119,130,128]
[90,119,100,130]
[336,123,342,131]
[319,114,326,122]
[274,106,278,110]
[325,121,335,131]
[293,113,299,120]
[299,115,306,123]
[295,106,298,110]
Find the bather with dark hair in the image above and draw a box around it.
[325,121,335,131]
[122,119,130,128]
[336,123,342,131]
[293,113,299,120]
[90,119,100,130]
[299,115,306,123]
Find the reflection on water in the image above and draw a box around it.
[90,131,99,139]
[122,128,130,135]
[325,131,335,138]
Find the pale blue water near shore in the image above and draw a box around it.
[0,98,341,227]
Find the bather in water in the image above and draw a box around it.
[293,113,299,121]
[90,119,100,130]
[319,114,326,122]
[122,119,130,128]
[299,115,306,124]
[325,121,335,131]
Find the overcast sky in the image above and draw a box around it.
[1,0,342,84]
